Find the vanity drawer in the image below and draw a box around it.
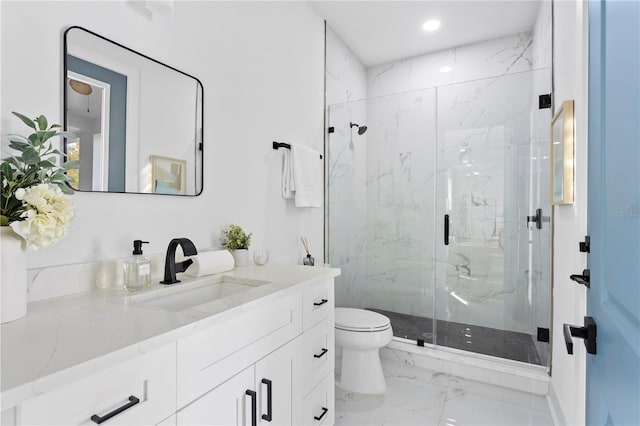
[20,343,176,426]
[299,317,335,397]
[177,290,301,408]
[302,279,334,330]
[300,373,334,426]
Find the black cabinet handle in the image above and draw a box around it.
[91,396,140,424]
[246,389,257,426]
[314,348,329,359]
[563,316,597,355]
[261,378,273,422]
[314,407,329,421]
[314,299,328,306]
[444,214,449,245]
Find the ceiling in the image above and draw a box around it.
[309,1,542,67]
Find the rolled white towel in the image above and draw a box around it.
[184,250,235,277]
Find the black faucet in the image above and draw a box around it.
[160,238,198,284]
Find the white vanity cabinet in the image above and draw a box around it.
[291,278,335,426]
[14,343,177,426]
[1,271,338,426]
[177,340,295,426]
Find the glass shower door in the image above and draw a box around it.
[434,70,550,366]
[328,88,438,345]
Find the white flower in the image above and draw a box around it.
[9,184,75,249]
[14,187,25,200]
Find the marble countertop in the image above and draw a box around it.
[0,264,340,409]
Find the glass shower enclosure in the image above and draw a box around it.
[327,69,552,367]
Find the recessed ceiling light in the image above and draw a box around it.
[440,66,452,73]
[422,19,441,32]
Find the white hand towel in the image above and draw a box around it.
[280,147,295,199]
[291,144,323,208]
[184,250,235,277]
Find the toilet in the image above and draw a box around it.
[335,308,393,394]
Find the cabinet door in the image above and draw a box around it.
[177,366,254,426]
[255,342,294,426]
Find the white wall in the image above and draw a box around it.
[548,1,589,425]
[1,2,325,272]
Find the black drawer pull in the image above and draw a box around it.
[314,348,328,359]
[314,299,328,307]
[261,378,273,422]
[314,407,329,421]
[444,214,450,245]
[91,396,140,424]
[246,389,257,426]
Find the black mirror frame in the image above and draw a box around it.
[62,25,204,196]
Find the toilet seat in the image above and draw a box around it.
[335,307,391,332]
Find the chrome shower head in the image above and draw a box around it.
[350,122,368,135]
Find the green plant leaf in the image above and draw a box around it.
[9,141,30,151]
[0,215,8,226]
[28,133,39,145]
[39,160,56,169]
[39,130,57,142]
[21,148,40,165]
[12,112,36,130]
[61,160,80,170]
[1,162,13,179]
[60,184,74,194]
[8,134,29,143]
[36,115,48,131]
[54,131,77,140]
[50,124,61,129]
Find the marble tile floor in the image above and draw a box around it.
[335,358,553,426]
[368,308,544,366]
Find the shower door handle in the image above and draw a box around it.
[444,214,450,246]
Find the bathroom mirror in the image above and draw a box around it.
[63,26,204,195]
[550,100,575,205]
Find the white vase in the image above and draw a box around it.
[232,249,249,267]
[1,226,28,323]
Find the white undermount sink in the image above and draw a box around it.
[130,275,270,312]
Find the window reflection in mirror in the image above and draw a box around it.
[63,26,203,196]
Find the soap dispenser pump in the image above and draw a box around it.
[123,240,151,291]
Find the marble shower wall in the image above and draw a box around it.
[325,26,368,307]
[363,89,437,316]
[367,33,534,99]
[328,101,368,308]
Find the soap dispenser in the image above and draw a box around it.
[123,240,151,291]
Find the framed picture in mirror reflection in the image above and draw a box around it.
[550,100,575,205]
[150,155,186,195]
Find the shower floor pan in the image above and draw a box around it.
[368,308,543,366]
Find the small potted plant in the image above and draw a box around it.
[220,224,252,266]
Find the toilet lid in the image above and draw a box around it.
[335,308,391,332]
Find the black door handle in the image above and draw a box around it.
[570,269,590,288]
[246,389,257,426]
[563,316,597,355]
[314,348,329,359]
[444,214,449,245]
[314,407,329,421]
[314,299,328,306]
[91,396,140,424]
[261,379,273,422]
